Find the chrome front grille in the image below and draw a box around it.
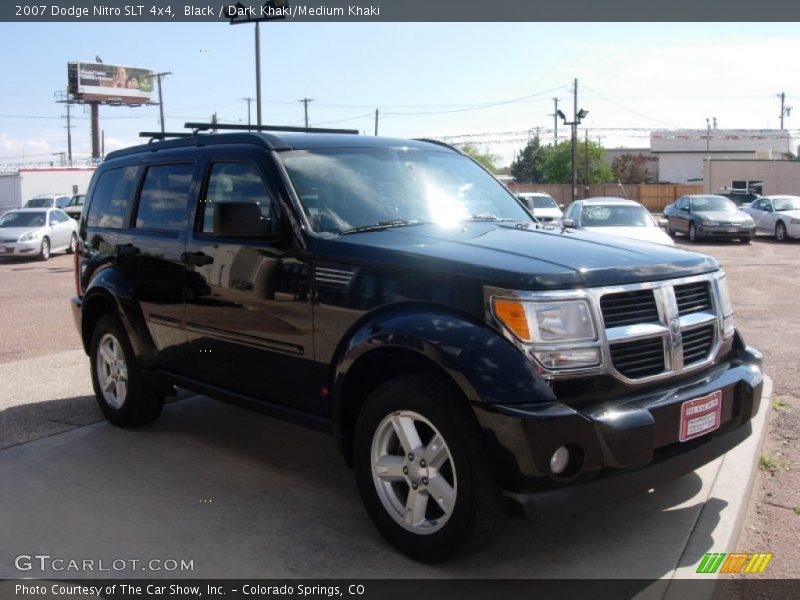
[609,337,666,378]
[600,289,659,328]
[599,276,719,382]
[675,282,712,315]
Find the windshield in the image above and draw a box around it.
[25,198,53,208]
[68,195,85,207]
[0,211,47,228]
[773,196,800,211]
[691,196,737,212]
[581,205,654,228]
[279,148,532,234]
[531,196,557,209]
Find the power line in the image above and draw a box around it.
[581,85,679,128]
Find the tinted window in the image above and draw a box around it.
[581,205,653,228]
[135,164,193,231]
[55,196,71,209]
[201,162,274,234]
[531,196,557,209]
[25,198,53,208]
[87,166,139,229]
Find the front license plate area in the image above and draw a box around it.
[680,390,723,442]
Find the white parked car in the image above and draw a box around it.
[0,208,78,260]
[24,194,72,210]
[516,192,563,222]
[562,197,675,246]
[742,195,800,241]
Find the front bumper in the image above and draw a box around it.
[697,224,755,239]
[474,334,763,518]
[0,239,41,256]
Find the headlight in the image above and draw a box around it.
[18,232,38,242]
[492,297,601,370]
[701,220,719,227]
[790,219,800,225]
[716,274,735,338]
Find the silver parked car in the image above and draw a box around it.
[561,197,675,246]
[63,194,86,220]
[742,195,800,241]
[0,208,78,260]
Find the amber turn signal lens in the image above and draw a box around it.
[493,298,531,342]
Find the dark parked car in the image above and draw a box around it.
[663,195,755,243]
[70,129,763,562]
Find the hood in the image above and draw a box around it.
[583,226,675,246]
[695,210,751,223]
[0,226,43,240]
[311,222,718,290]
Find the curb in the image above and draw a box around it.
[661,375,773,596]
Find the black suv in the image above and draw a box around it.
[71,129,763,562]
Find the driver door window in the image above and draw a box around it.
[200,162,278,236]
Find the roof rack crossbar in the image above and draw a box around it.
[139,131,197,142]
[184,122,359,135]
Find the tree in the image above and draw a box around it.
[612,153,651,184]
[538,140,613,184]
[459,143,500,174]
[510,137,544,183]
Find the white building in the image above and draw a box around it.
[650,129,794,183]
[0,167,96,212]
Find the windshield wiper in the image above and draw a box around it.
[338,219,424,235]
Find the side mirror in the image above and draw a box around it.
[680,205,689,212]
[562,219,576,229]
[214,201,278,239]
[558,204,565,210]
[659,218,668,228]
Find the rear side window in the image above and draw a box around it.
[135,163,194,232]
[87,166,139,229]
[200,162,275,234]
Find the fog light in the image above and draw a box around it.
[550,446,570,475]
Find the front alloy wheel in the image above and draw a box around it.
[39,237,50,261]
[689,223,698,242]
[371,410,457,534]
[776,221,788,242]
[95,332,129,409]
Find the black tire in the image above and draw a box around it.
[688,223,698,243]
[38,236,50,261]
[666,220,676,237]
[66,232,77,254]
[89,314,164,427]
[353,373,505,562]
[776,221,788,242]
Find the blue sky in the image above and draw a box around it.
[1,21,799,166]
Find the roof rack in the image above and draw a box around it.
[139,131,198,142]
[184,122,360,135]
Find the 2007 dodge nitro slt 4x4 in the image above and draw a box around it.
[71,129,763,562]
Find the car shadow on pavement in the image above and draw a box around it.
[0,394,102,450]
[0,394,729,580]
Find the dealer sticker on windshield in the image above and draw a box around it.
[680,390,723,442]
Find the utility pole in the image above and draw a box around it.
[299,97,314,128]
[153,72,172,135]
[54,90,74,165]
[706,117,711,156]
[374,109,379,136]
[552,97,559,145]
[778,92,792,129]
[572,79,578,202]
[242,97,253,129]
[555,79,588,203]
[584,128,590,198]
[712,117,717,130]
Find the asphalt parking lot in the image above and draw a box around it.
[0,235,796,583]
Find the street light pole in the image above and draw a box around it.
[557,78,588,203]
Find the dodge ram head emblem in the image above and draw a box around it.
[669,318,682,349]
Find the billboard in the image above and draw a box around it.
[68,62,154,105]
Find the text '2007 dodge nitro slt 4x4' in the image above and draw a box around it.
[70,127,763,562]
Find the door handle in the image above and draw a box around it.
[115,243,140,256]
[182,252,214,266]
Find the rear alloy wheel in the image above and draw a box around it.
[776,221,788,242]
[38,237,50,261]
[67,232,77,254]
[354,374,505,562]
[90,314,164,427]
[688,223,698,243]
